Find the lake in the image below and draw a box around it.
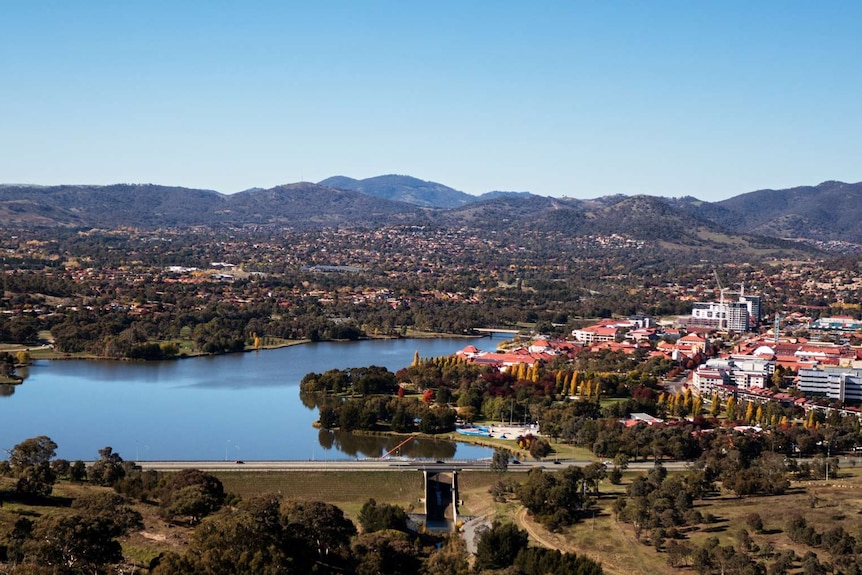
[0,338,496,462]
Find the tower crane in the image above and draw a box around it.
[712,268,728,330]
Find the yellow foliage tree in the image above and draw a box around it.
[710,393,721,417]
[747,402,757,423]
[691,395,703,416]
[726,397,737,420]
[16,350,31,365]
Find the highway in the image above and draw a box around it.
[136,459,693,472]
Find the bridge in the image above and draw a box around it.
[472,328,521,337]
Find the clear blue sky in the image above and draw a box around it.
[2,1,860,200]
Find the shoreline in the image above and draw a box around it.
[10,330,483,362]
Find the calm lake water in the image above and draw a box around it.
[0,339,495,462]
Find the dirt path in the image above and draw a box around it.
[514,507,631,575]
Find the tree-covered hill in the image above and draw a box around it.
[319,174,476,208]
[713,180,862,243]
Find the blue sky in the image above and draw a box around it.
[2,1,860,201]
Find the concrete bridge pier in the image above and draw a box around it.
[423,469,459,528]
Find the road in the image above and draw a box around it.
[136,459,692,472]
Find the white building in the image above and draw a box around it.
[690,301,751,332]
[797,367,862,403]
[692,357,774,394]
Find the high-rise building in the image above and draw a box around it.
[690,301,750,332]
[741,295,761,324]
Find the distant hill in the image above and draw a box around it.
[440,192,815,259]
[226,182,424,228]
[0,184,225,228]
[476,191,536,201]
[444,193,719,239]
[318,174,476,208]
[0,182,424,229]
[0,176,858,254]
[713,180,862,244]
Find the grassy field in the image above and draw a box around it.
[216,470,429,518]
[514,466,862,575]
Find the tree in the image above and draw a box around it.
[10,436,57,473]
[514,547,605,575]
[88,446,126,486]
[710,393,721,417]
[529,437,552,459]
[726,396,737,421]
[283,500,356,559]
[491,449,510,473]
[358,498,408,533]
[518,466,588,530]
[69,460,87,482]
[666,540,693,568]
[745,512,764,533]
[351,529,421,575]
[474,521,529,571]
[153,495,316,575]
[71,491,143,535]
[424,535,470,575]
[159,468,225,524]
[21,514,124,572]
[15,462,56,498]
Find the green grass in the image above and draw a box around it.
[215,470,425,518]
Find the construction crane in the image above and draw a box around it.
[712,268,728,330]
[712,268,747,331]
[773,314,781,344]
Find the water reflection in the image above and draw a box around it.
[0,384,15,397]
[299,390,317,409]
[321,429,457,460]
[318,428,335,450]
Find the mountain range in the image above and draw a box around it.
[318,174,532,209]
[1,176,861,251]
